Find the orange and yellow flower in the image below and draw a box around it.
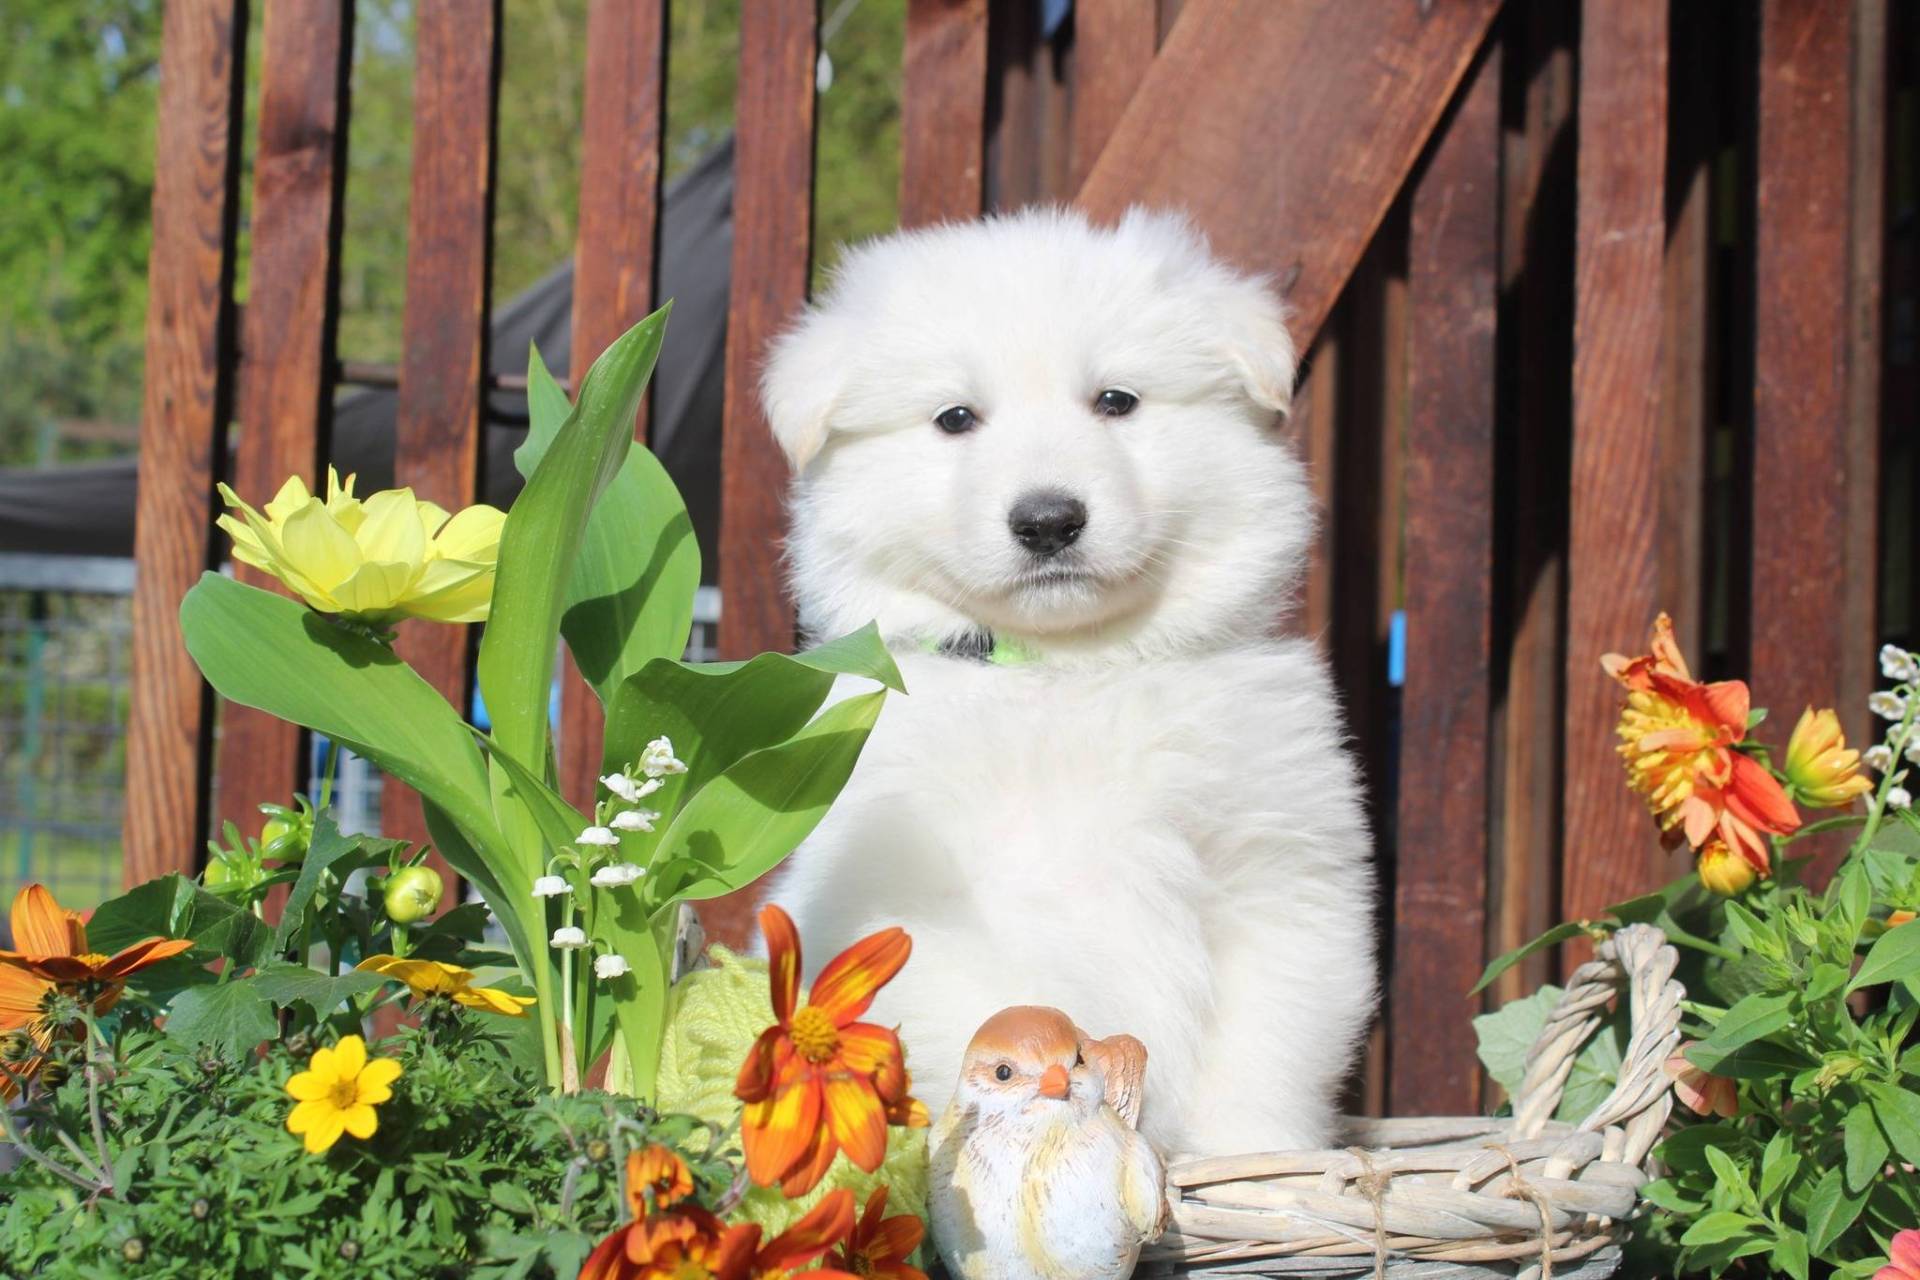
[1602,614,1800,884]
[628,1144,695,1212]
[1663,1042,1738,1118]
[0,883,192,1009]
[579,1184,860,1280]
[1695,840,1758,897]
[1783,706,1874,808]
[826,1186,929,1280]
[734,906,929,1197]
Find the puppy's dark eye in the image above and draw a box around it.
[935,405,978,435]
[994,1063,1013,1082]
[1093,389,1139,417]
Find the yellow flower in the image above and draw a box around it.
[285,1034,401,1154]
[355,954,536,1018]
[217,469,505,625]
[1696,839,1758,897]
[1783,706,1874,808]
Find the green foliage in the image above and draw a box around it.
[0,1024,736,1279]
[1472,985,1628,1125]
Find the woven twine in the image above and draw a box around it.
[1143,924,1682,1278]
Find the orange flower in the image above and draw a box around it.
[1602,614,1799,871]
[827,1186,928,1280]
[1890,909,1916,929]
[0,883,193,990]
[734,906,928,1196]
[1783,706,1874,808]
[579,1188,859,1280]
[1663,1042,1738,1118]
[627,1144,694,1212]
[1874,1229,1920,1280]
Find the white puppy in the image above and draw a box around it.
[758,207,1373,1154]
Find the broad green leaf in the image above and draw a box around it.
[1844,1101,1891,1193]
[1655,1124,1744,1174]
[602,624,903,806]
[180,574,503,864]
[1559,1014,1627,1124]
[1866,1081,1920,1165]
[1806,1165,1867,1254]
[272,816,399,952]
[249,962,386,1019]
[1772,1229,1810,1280]
[1638,1177,1704,1214]
[517,344,701,705]
[89,872,270,969]
[1684,1037,1809,1080]
[1704,1145,1748,1206]
[164,981,277,1060]
[1473,986,1558,1099]
[1807,961,1850,1003]
[1758,1134,1799,1205]
[1848,920,1920,991]
[647,689,888,906]
[478,307,669,779]
[1721,899,1772,955]
[1705,992,1796,1052]
[1471,923,1585,995]
[1680,1212,1758,1246]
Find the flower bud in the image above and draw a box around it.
[258,802,313,864]
[384,865,444,923]
[192,1198,211,1221]
[1783,707,1873,808]
[1696,840,1758,896]
[338,1240,361,1261]
[585,1138,611,1162]
[122,1239,146,1264]
[37,1059,70,1089]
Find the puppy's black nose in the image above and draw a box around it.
[1008,490,1087,556]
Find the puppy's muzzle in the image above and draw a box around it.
[1008,490,1087,557]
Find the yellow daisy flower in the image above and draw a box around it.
[285,1034,400,1155]
[355,954,537,1018]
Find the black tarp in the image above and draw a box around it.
[0,139,735,578]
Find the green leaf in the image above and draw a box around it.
[271,815,398,953]
[1758,1133,1800,1205]
[1681,1211,1758,1246]
[89,872,271,969]
[1473,985,1558,1099]
[516,343,701,706]
[1720,899,1772,954]
[1638,1177,1704,1214]
[1848,920,1920,992]
[1772,1228,1810,1280]
[1705,992,1796,1052]
[1684,1036,1809,1080]
[1656,1124,1744,1173]
[1866,1081,1920,1165]
[180,574,504,870]
[647,689,888,906]
[84,876,183,952]
[478,307,669,784]
[602,624,903,805]
[164,981,277,1060]
[1844,1101,1891,1193]
[1806,1165,1868,1254]
[1704,1145,1749,1206]
[1807,961,1850,1002]
[249,962,385,1018]
[1470,922,1585,995]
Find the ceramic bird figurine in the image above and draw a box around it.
[930,1006,1168,1280]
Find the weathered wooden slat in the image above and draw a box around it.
[1842,0,1887,749]
[1075,0,1501,350]
[385,0,500,871]
[1492,0,1574,1004]
[901,0,988,228]
[1560,0,1667,923]
[718,0,817,663]
[985,0,1072,208]
[1069,0,1157,189]
[1749,0,1860,781]
[124,0,248,885]
[560,0,668,811]
[216,0,355,838]
[1391,44,1499,1118]
[708,0,821,949]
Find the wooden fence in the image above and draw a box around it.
[124,0,1918,1118]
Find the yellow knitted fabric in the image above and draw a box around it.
[656,946,930,1239]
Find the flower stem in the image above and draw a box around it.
[0,1104,101,1194]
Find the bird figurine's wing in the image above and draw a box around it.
[1083,1033,1148,1129]
[1121,1130,1171,1242]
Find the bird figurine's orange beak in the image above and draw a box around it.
[1038,1063,1071,1099]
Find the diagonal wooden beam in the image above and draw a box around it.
[1076,0,1501,349]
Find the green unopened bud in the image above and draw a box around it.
[121,1238,146,1263]
[585,1138,611,1162]
[37,1059,69,1089]
[258,801,313,864]
[0,1032,31,1063]
[192,1197,211,1221]
[338,1239,360,1261]
[384,865,444,924]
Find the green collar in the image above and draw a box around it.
[920,632,1037,666]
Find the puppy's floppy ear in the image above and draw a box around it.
[1218,276,1299,419]
[759,309,849,471]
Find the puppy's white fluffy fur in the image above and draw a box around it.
[759,208,1374,1153]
